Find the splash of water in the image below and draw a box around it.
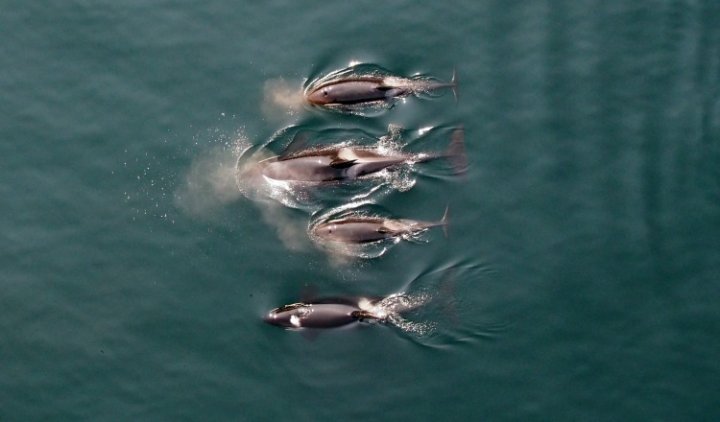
[387,314,437,336]
[310,235,399,260]
[261,77,306,121]
[361,292,437,335]
[253,198,310,252]
[174,135,250,218]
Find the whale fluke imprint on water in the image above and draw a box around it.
[304,63,458,116]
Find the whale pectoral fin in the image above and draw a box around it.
[380,87,405,98]
[301,329,320,341]
[279,130,310,159]
[376,84,407,98]
[329,159,357,169]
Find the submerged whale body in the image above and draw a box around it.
[310,206,449,245]
[254,127,466,185]
[304,64,457,114]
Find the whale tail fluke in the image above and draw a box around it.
[450,68,458,104]
[438,266,460,327]
[301,329,320,341]
[440,205,449,238]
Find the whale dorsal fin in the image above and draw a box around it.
[330,147,360,168]
[301,329,320,341]
[329,159,357,169]
[376,226,391,234]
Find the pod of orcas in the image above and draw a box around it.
[262,64,463,332]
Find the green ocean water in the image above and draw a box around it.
[2,0,719,420]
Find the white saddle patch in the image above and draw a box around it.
[336,148,360,162]
[382,220,407,233]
